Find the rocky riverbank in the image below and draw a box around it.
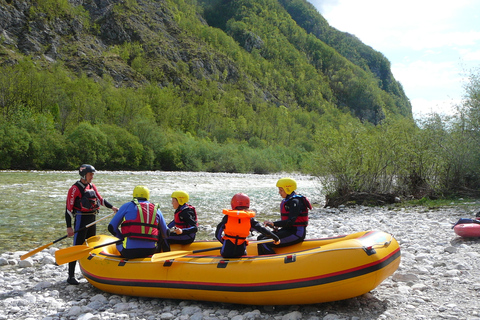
[2,204,480,320]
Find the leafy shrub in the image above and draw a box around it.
[65,122,108,168]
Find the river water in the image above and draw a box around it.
[0,170,322,253]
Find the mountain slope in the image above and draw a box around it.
[0,0,411,123]
[0,0,413,171]
[277,0,410,116]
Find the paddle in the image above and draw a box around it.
[21,212,115,260]
[151,239,276,262]
[55,239,122,265]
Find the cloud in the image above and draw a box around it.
[312,0,479,51]
[310,0,340,14]
[309,0,480,116]
[459,48,480,62]
[392,60,464,98]
[401,30,480,52]
[410,97,460,118]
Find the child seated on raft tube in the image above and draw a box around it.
[257,177,312,255]
[215,193,280,258]
[166,190,198,245]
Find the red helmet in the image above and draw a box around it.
[231,193,250,209]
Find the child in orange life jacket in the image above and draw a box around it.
[215,193,280,258]
[166,190,198,245]
[108,186,169,259]
[257,177,312,255]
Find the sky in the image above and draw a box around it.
[309,0,480,118]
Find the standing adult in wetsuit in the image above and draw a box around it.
[65,164,118,285]
[257,178,312,255]
[215,193,280,258]
[108,186,169,258]
[166,190,198,245]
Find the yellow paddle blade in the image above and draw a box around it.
[55,245,93,265]
[21,242,54,260]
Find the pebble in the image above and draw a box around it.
[1,205,480,319]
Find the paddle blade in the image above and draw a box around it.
[151,250,192,262]
[20,242,54,260]
[55,245,93,265]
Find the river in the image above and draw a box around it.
[0,170,321,253]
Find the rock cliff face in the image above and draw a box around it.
[0,0,239,87]
[0,0,411,122]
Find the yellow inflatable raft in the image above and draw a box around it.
[79,230,400,305]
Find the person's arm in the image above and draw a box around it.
[92,184,119,212]
[176,210,198,234]
[215,216,228,243]
[156,208,169,239]
[252,219,280,243]
[65,184,79,236]
[65,212,74,236]
[273,198,302,228]
[107,203,128,238]
[104,199,119,212]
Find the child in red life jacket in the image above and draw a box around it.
[108,186,169,259]
[215,193,280,258]
[166,190,198,245]
[257,177,312,255]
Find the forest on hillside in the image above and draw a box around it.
[0,0,479,204]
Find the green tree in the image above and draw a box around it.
[100,125,144,169]
[0,123,31,169]
[65,122,108,168]
[18,113,67,169]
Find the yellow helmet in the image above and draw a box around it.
[276,178,297,194]
[171,190,189,205]
[133,185,150,200]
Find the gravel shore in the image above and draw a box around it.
[2,204,480,320]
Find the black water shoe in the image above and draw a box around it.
[67,277,79,285]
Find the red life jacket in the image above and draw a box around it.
[280,194,311,227]
[120,199,159,241]
[174,204,198,229]
[222,209,255,245]
[74,181,100,213]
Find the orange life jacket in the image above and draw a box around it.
[222,209,256,245]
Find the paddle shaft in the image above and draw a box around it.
[191,246,222,254]
[56,212,114,244]
[189,239,275,254]
[91,240,124,251]
[21,212,115,260]
[152,239,276,262]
